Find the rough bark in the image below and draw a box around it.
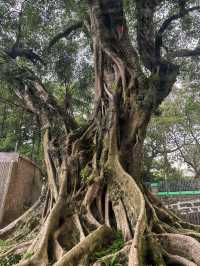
[0,0,200,265]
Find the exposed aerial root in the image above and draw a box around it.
[98,140,141,265]
[17,164,70,266]
[3,108,200,266]
[0,241,32,260]
[181,231,200,242]
[107,115,146,266]
[146,189,200,233]
[0,197,43,240]
[85,208,102,228]
[73,214,85,241]
[43,129,59,201]
[42,188,51,220]
[112,199,132,241]
[179,220,200,232]
[146,232,167,266]
[52,221,68,261]
[96,191,104,222]
[105,190,111,227]
[158,233,200,265]
[83,182,102,228]
[163,250,197,266]
[54,225,114,266]
[52,214,85,261]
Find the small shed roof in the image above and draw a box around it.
[0,152,19,162]
[0,152,42,177]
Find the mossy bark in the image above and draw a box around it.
[1,1,200,266]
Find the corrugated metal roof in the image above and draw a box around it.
[0,153,17,211]
[0,152,19,162]
[0,153,18,222]
[0,160,15,223]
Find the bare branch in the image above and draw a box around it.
[158,6,200,36]
[173,135,195,169]
[167,47,200,58]
[155,5,200,59]
[161,146,182,154]
[48,21,83,50]
[0,95,32,113]
[6,48,45,65]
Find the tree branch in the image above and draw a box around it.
[158,6,200,36]
[173,135,195,169]
[4,9,45,65]
[136,0,160,70]
[167,47,200,58]
[0,95,31,112]
[6,48,45,65]
[0,51,78,132]
[48,21,83,50]
[155,5,200,59]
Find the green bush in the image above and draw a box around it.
[0,254,22,266]
[94,231,124,259]
[91,231,125,265]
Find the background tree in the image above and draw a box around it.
[168,84,200,178]
[0,0,200,266]
[144,84,200,180]
[0,86,43,164]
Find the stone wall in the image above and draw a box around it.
[147,181,200,225]
[160,196,200,224]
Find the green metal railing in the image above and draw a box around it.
[150,183,159,188]
[157,191,200,197]
[145,182,200,197]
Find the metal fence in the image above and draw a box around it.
[181,212,200,225]
[159,179,200,192]
[145,180,200,225]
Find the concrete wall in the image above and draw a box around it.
[0,161,17,225]
[17,157,41,207]
[0,156,41,228]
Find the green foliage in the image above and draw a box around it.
[111,83,118,92]
[0,0,199,184]
[104,165,113,180]
[102,255,123,266]
[80,165,94,183]
[0,254,22,266]
[151,161,185,181]
[0,240,23,266]
[0,82,43,166]
[23,252,34,260]
[0,239,9,249]
[0,102,42,165]
[94,231,124,260]
[144,83,200,181]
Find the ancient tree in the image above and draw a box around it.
[1,0,200,265]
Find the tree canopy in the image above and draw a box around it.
[0,0,200,266]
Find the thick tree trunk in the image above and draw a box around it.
[1,1,200,266]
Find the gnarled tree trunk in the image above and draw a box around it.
[1,0,200,266]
